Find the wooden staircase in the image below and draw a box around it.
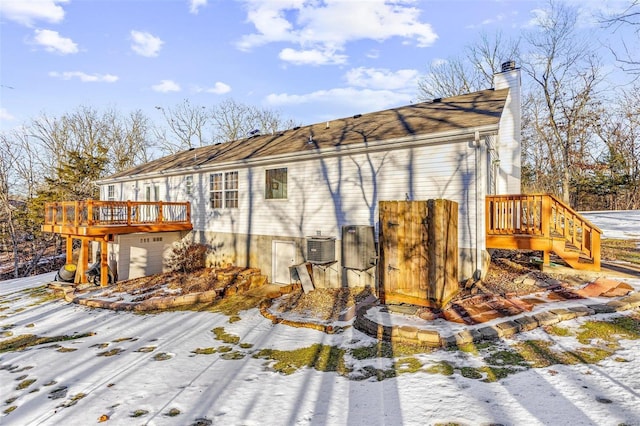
[486,194,601,271]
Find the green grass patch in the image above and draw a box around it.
[601,239,640,264]
[3,405,16,414]
[239,342,253,349]
[254,344,349,376]
[459,366,483,379]
[16,379,36,390]
[425,361,455,376]
[56,347,77,353]
[394,357,423,374]
[217,345,233,353]
[484,349,530,367]
[5,396,18,404]
[192,347,217,355]
[350,341,435,360]
[61,393,85,407]
[153,352,173,361]
[26,286,61,305]
[577,316,640,346]
[546,325,573,337]
[165,408,181,417]
[0,333,94,353]
[220,351,246,360]
[135,346,156,353]
[130,409,149,418]
[211,327,240,344]
[97,348,124,357]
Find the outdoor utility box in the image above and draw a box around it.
[342,225,377,270]
[306,236,336,264]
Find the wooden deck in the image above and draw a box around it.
[42,200,192,236]
[42,200,192,286]
[486,194,601,271]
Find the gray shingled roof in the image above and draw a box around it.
[105,88,508,180]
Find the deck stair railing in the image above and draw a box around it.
[486,194,601,270]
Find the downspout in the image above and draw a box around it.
[474,131,483,280]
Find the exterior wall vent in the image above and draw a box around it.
[342,225,377,270]
[306,236,336,264]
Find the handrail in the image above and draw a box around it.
[486,193,602,262]
[44,200,191,228]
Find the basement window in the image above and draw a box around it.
[265,168,287,200]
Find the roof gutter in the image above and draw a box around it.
[96,124,499,185]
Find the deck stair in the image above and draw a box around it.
[486,194,601,271]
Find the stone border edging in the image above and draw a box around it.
[353,292,640,348]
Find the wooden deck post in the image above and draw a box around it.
[74,239,89,284]
[100,239,108,287]
[66,237,73,264]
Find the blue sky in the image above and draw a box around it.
[0,0,636,132]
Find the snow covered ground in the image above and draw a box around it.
[1,212,640,426]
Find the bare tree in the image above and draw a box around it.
[210,99,297,144]
[522,0,604,205]
[154,99,211,154]
[417,32,519,100]
[601,0,640,74]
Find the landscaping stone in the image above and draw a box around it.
[398,325,418,340]
[478,326,502,340]
[454,328,483,345]
[416,329,441,346]
[533,311,560,326]
[567,306,595,317]
[621,293,640,308]
[586,303,617,314]
[495,320,520,336]
[514,316,539,331]
[549,308,578,321]
[605,300,632,312]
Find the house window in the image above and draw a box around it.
[210,173,223,209]
[265,168,287,200]
[210,172,238,209]
[225,171,238,208]
[185,176,193,196]
[107,185,115,201]
[145,184,160,201]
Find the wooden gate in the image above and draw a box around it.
[379,199,458,308]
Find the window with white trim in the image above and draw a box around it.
[185,175,193,196]
[265,168,287,200]
[107,185,115,201]
[210,171,238,209]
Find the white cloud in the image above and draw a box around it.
[49,71,119,82]
[152,80,181,93]
[279,48,347,66]
[345,67,418,90]
[189,0,207,14]
[33,29,78,54]
[266,87,411,112]
[236,0,437,65]
[0,108,15,122]
[130,30,164,57]
[195,82,232,94]
[0,0,67,27]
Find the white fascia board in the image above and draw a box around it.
[96,124,499,185]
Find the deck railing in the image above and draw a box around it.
[44,200,191,228]
[486,194,602,261]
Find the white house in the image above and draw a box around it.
[97,64,521,286]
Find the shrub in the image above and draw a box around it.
[166,241,208,273]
